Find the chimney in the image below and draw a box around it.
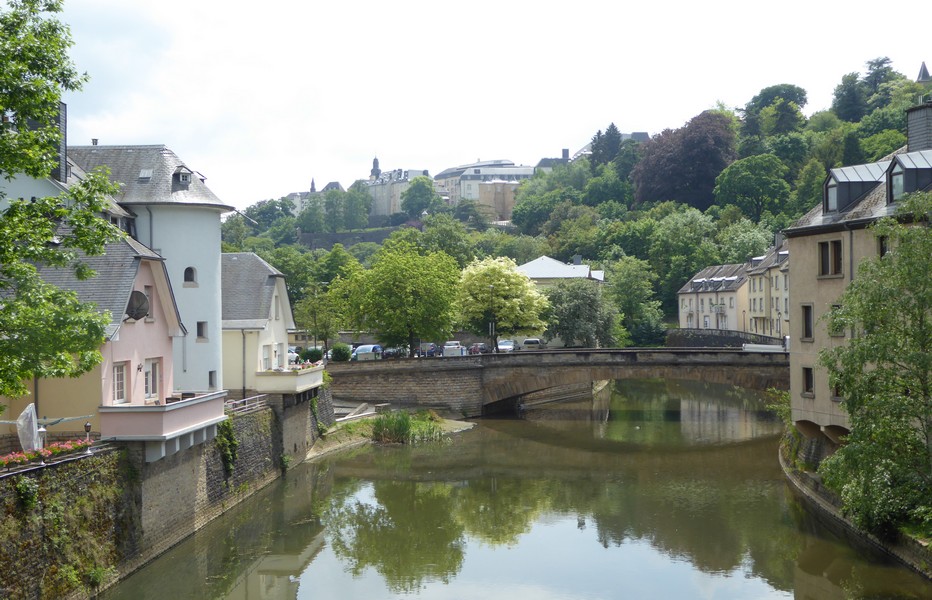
[906,97,932,152]
[91,138,98,146]
[572,254,582,266]
[562,148,569,160]
[51,102,67,183]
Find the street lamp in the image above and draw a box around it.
[84,421,93,454]
[743,310,746,332]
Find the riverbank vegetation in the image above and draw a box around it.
[818,193,932,540]
[371,410,445,444]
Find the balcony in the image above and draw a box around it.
[99,390,228,462]
[254,364,325,395]
[710,304,726,314]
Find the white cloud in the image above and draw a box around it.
[60,0,929,210]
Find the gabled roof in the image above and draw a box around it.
[517,256,595,280]
[828,161,889,184]
[747,240,788,276]
[68,145,233,211]
[677,263,748,295]
[37,236,183,339]
[221,253,295,330]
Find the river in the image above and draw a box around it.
[103,379,932,599]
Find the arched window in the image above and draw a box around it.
[183,266,198,287]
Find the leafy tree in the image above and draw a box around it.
[544,279,619,348]
[632,111,736,210]
[715,219,772,264]
[758,98,805,136]
[861,129,906,162]
[296,195,325,233]
[806,110,842,133]
[452,198,490,231]
[612,138,642,182]
[455,257,548,352]
[343,183,371,230]
[0,0,124,397]
[293,282,341,350]
[766,132,809,183]
[420,214,474,267]
[243,198,293,230]
[606,256,665,346]
[789,158,826,217]
[262,215,298,245]
[832,72,868,122]
[312,243,360,286]
[713,154,790,221]
[400,175,439,219]
[818,193,932,534]
[258,245,315,303]
[648,207,720,314]
[511,188,563,236]
[323,189,344,233]
[346,241,381,267]
[343,242,459,355]
[583,166,632,207]
[862,57,897,101]
[221,214,249,249]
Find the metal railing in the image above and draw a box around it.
[224,394,269,415]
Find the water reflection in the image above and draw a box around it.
[104,379,932,600]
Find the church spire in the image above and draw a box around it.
[310,178,316,193]
[370,156,381,180]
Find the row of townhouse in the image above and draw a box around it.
[0,106,322,462]
[678,78,932,454]
[676,238,789,339]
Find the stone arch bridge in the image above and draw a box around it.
[326,349,789,417]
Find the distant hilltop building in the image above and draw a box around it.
[570,131,650,161]
[285,179,344,215]
[365,157,430,217]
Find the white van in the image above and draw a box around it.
[522,338,544,350]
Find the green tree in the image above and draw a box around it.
[861,129,906,162]
[0,0,124,397]
[296,196,325,233]
[293,282,341,350]
[400,175,439,219]
[818,193,932,534]
[716,219,772,264]
[344,242,459,355]
[589,123,622,171]
[713,154,790,221]
[832,72,868,122]
[420,213,475,267]
[758,98,805,136]
[323,189,344,233]
[343,183,371,230]
[648,207,720,314]
[220,214,249,249]
[789,158,827,217]
[606,256,665,346]
[455,257,548,352]
[258,245,315,303]
[544,279,619,348]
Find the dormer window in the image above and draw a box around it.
[174,166,193,186]
[890,164,904,202]
[179,172,191,184]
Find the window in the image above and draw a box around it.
[802,367,814,396]
[183,266,198,287]
[819,240,843,276]
[113,363,127,404]
[729,297,734,308]
[209,370,217,390]
[700,298,704,312]
[276,343,285,368]
[831,383,843,402]
[802,305,814,340]
[826,183,838,212]
[720,315,728,329]
[196,321,208,341]
[703,315,710,329]
[784,275,788,291]
[144,359,160,400]
[753,298,757,311]
[878,236,889,257]
[829,304,844,337]
[784,298,788,313]
[262,344,271,370]
[891,164,904,201]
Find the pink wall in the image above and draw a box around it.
[101,260,176,406]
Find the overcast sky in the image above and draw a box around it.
[60,0,928,211]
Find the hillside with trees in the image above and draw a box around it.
[221,56,925,348]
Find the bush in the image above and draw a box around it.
[371,411,444,444]
[302,347,323,362]
[331,343,351,362]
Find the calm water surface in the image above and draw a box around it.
[104,379,932,599]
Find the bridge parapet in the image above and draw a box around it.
[327,349,789,418]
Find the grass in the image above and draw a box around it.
[371,410,444,444]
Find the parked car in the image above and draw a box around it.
[497,339,516,352]
[442,340,466,356]
[418,342,438,357]
[522,338,545,350]
[468,342,489,355]
[381,346,405,359]
[351,344,383,361]
[288,347,300,363]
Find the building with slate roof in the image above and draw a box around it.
[365,163,431,218]
[677,263,749,331]
[221,253,324,404]
[746,238,789,337]
[69,144,233,394]
[784,92,932,447]
[517,255,604,288]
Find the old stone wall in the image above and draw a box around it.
[0,384,337,599]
